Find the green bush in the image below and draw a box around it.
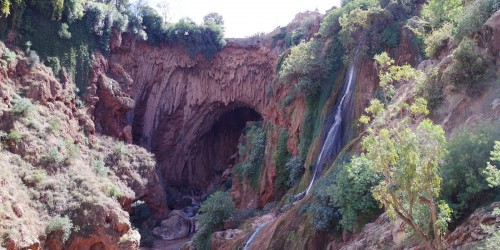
[300,170,340,231]
[232,123,266,187]
[46,215,73,243]
[2,49,16,62]
[92,159,109,177]
[332,155,381,231]
[58,22,71,39]
[381,22,400,48]
[286,156,304,187]
[11,97,33,117]
[444,37,492,92]
[453,0,500,43]
[45,56,61,76]
[102,181,122,198]
[441,122,500,219]
[274,129,291,190]
[26,50,40,68]
[422,0,462,29]
[424,22,453,58]
[193,191,234,250]
[7,129,22,144]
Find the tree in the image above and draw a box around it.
[484,141,500,188]
[203,12,224,27]
[332,155,381,231]
[360,52,451,249]
[422,0,462,29]
[193,191,234,250]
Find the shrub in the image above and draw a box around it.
[453,0,500,43]
[286,156,304,187]
[58,23,71,39]
[274,129,291,190]
[64,0,85,23]
[484,141,500,188]
[102,181,122,198]
[2,49,16,62]
[11,97,33,117]
[193,191,234,250]
[43,147,64,165]
[92,159,109,177]
[422,0,462,29]
[45,56,61,76]
[26,50,40,68]
[424,22,453,58]
[332,155,381,231]
[444,37,492,92]
[301,170,340,231]
[441,122,500,219]
[381,22,400,48]
[232,123,266,187]
[7,129,22,144]
[416,67,443,111]
[46,215,73,243]
[113,141,128,160]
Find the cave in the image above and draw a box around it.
[190,105,262,192]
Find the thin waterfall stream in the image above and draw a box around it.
[243,51,359,249]
[306,49,359,195]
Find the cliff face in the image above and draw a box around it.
[0,42,167,249]
[90,35,278,193]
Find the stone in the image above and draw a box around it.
[152,211,195,241]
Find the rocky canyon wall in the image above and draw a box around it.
[90,34,279,192]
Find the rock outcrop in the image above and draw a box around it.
[0,42,167,249]
[91,35,278,194]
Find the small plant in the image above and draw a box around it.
[11,97,33,117]
[193,191,234,250]
[102,181,122,198]
[274,129,291,190]
[44,147,64,165]
[48,117,61,132]
[2,49,16,62]
[286,156,304,187]
[7,129,22,144]
[45,57,61,77]
[113,141,128,160]
[92,159,109,177]
[46,215,73,243]
[27,50,40,69]
[58,23,72,39]
[445,37,492,93]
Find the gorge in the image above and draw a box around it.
[1,1,500,250]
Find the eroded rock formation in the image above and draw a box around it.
[91,35,277,193]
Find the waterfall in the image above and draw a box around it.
[305,50,359,195]
[243,222,269,250]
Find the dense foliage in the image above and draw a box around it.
[0,0,226,93]
[193,191,235,250]
[332,155,381,231]
[441,122,500,219]
[232,122,266,187]
[444,37,492,93]
[274,129,291,190]
[358,53,451,249]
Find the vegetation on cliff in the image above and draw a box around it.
[0,0,226,92]
[0,42,166,249]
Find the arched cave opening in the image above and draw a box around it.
[191,105,262,192]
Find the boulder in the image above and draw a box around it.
[152,211,195,241]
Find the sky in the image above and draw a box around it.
[136,0,341,38]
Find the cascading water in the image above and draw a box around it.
[243,51,359,250]
[305,50,359,195]
[243,222,269,250]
